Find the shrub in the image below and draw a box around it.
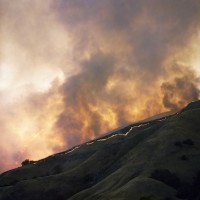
[182,139,194,146]
[52,164,63,174]
[150,169,181,189]
[43,188,66,200]
[174,141,182,147]
[194,171,200,186]
[21,159,35,166]
[45,172,50,176]
[192,171,200,199]
[174,139,194,147]
[140,195,163,200]
[83,174,94,184]
[10,179,19,185]
[180,155,188,160]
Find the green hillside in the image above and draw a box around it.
[0,101,200,200]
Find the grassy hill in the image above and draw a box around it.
[0,101,200,200]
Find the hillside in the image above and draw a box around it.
[0,101,200,200]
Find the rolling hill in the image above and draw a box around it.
[0,101,200,200]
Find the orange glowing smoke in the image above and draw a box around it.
[0,0,200,172]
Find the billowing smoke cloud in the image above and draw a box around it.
[161,65,200,111]
[0,0,200,172]
[53,0,200,147]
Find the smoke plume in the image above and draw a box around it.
[0,0,200,172]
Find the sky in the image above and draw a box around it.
[0,0,200,173]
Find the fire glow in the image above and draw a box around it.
[0,0,200,173]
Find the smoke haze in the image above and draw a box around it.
[0,0,200,172]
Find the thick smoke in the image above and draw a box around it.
[161,65,200,111]
[54,0,200,147]
[0,0,200,172]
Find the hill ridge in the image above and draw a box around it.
[0,100,200,200]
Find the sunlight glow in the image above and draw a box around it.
[0,63,14,90]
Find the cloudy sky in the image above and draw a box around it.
[0,0,200,172]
